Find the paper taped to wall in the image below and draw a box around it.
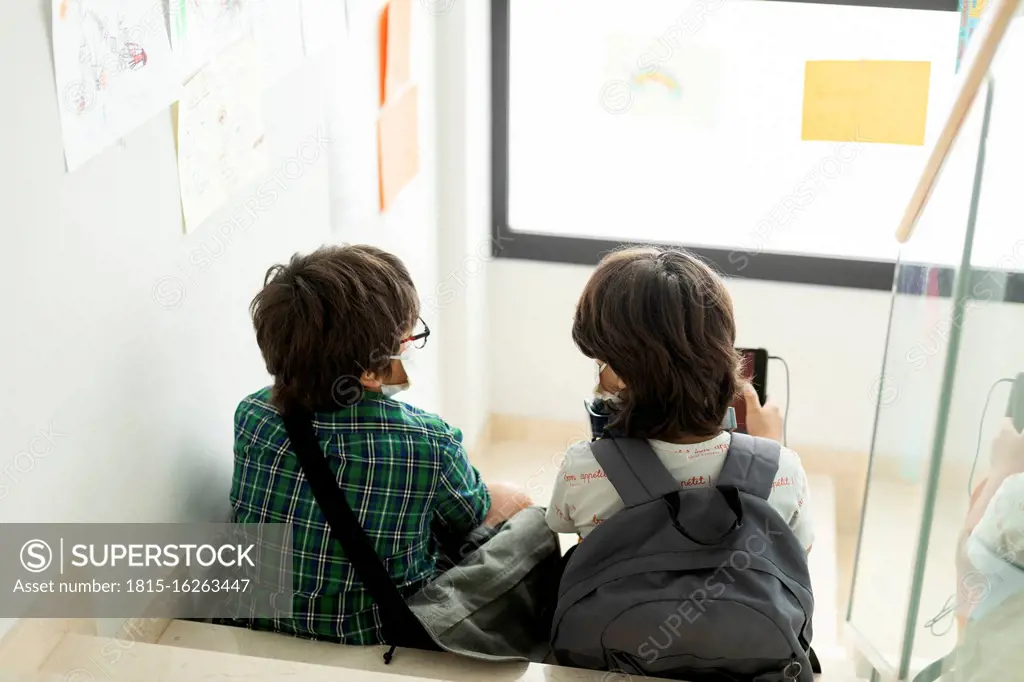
[380,0,412,105]
[378,85,419,212]
[176,39,270,233]
[325,0,379,231]
[169,0,249,82]
[602,34,722,126]
[958,0,989,69]
[801,60,931,146]
[52,0,181,171]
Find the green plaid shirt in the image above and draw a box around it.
[230,387,491,644]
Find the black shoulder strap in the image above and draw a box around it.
[280,408,438,659]
[718,432,781,500]
[591,438,680,507]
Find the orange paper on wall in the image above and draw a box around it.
[801,60,931,146]
[379,0,412,106]
[378,86,419,212]
[378,4,388,105]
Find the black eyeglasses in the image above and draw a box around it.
[401,318,430,349]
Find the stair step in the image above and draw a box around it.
[157,620,614,681]
[39,633,489,682]
[0,674,68,682]
[807,474,840,650]
[157,620,862,681]
[39,626,863,682]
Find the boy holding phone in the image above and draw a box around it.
[548,246,812,546]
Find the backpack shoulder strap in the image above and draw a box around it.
[590,438,680,507]
[717,432,781,500]
[280,408,438,658]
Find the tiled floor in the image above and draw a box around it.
[846,478,963,670]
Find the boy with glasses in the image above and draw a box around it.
[230,245,530,644]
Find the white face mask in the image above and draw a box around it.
[380,382,408,398]
[383,344,417,397]
[595,363,623,404]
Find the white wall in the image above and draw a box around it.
[1,1,311,525]
[489,259,893,454]
[0,1,442,521]
[0,0,453,639]
[434,0,493,448]
[327,0,444,417]
[489,256,1024,466]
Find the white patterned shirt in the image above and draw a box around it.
[546,432,815,548]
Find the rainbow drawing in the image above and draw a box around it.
[630,70,683,97]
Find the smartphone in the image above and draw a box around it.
[1008,372,1024,433]
[732,348,768,433]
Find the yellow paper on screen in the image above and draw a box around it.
[801,60,931,146]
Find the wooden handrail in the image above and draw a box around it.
[895,0,1021,244]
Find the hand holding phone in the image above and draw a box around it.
[742,384,784,443]
[732,348,768,433]
[991,418,1024,478]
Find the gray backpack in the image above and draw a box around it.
[551,433,815,681]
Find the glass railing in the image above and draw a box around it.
[847,8,1024,680]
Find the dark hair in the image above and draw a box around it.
[572,246,742,439]
[250,245,419,412]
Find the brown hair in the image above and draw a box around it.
[572,246,742,439]
[250,245,419,412]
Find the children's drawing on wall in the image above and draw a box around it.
[176,39,269,233]
[170,0,249,81]
[630,71,684,100]
[75,8,150,99]
[958,0,989,70]
[602,34,720,127]
[52,0,180,171]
